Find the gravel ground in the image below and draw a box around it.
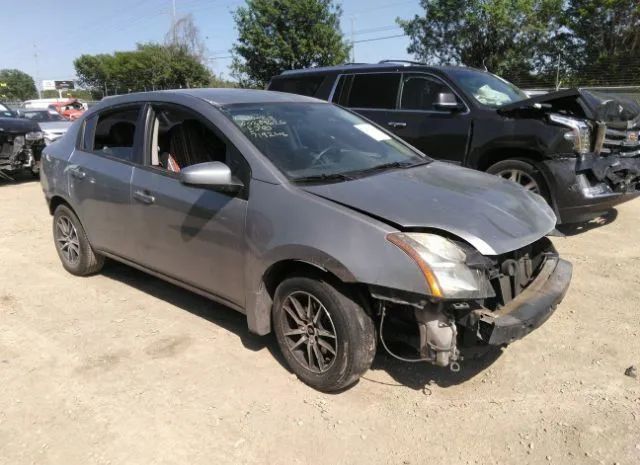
[1,178,639,465]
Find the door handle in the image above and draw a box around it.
[70,167,86,180]
[133,190,156,205]
[387,121,407,128]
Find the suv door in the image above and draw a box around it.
[334,72,472,163]
[129,103,249,307]
[394,73,471,163]
[68,104,143,259]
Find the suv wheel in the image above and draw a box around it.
[487,158,550,201]
[273,276,376,392]
[53,205,104,276]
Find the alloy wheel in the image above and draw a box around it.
[280,291,338,374]
[55,216,80,265]
[496,169,540,194]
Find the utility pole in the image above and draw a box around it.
[350,16,355,62]
[33,44,42,99]
[171,0,177,45]
[555,53,561,90]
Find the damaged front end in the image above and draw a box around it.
[503,89,640,222]
[0,118,44,180]
[371,236,571,371]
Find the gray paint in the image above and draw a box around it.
[40,88,556,335]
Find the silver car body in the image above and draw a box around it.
[40,89,557,335]
[39,120,72,144]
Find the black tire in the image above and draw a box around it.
[272,276,376,392]
[53,205,104,276]
[487,158,551,203]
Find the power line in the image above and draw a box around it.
[353,34,406,44]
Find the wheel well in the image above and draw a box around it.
[262,260,344,298]
[48,196,72,216]
[248,259,371,335]
[476,148,544,172]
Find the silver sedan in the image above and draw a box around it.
[40,89,571,391]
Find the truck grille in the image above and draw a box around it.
[602,127,640,157]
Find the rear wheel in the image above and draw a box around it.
[273,276,376,392]
[53,205,104,276]
[487,158,550,202]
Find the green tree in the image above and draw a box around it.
[231,0,350,88]
[561,0,640,85]
[0,69,38,100]
[398,0,564,83]
[74,43,212,97]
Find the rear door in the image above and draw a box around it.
[333,72,471,163]
[68,104,144,259]
[332,72,401,131]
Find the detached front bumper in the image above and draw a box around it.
[472,256,572,346]
[541,154,640,223]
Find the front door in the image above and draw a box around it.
[68,104,144,259]
[130,104,249,307]
[334,72,471,163]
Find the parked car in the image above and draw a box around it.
[16,109,72,145]
[268,61,640,224]
[40,89,572,391]
[0,102,44,180]
[48,99,85,121]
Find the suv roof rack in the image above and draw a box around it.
[378,59,426,66]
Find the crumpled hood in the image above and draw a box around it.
[0,117,39,135]
[500,88,640,128]
[300,162,557,256]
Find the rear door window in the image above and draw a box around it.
[269,76,325,97]
[344,73,401,109]
[90,106,142,162]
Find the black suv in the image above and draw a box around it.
[268,61,640,224]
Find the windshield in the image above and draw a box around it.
[0,103,13,117]
[223,103,428,181]
[22,111,65,122]
[448,69,528,108]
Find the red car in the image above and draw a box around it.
[48,99,85,121]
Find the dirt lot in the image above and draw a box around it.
[0,178,639,465]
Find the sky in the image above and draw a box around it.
[0,0,422,89]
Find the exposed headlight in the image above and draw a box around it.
[549,114,591,154]
[25,131,44,141]
[387,232,495,299]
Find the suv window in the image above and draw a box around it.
[400,74,456,111]
[148,104,250,185]
[270,76,325,97]
[92,106,141,162]
[343,73,401,109]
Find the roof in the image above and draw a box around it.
[275,61,485,77]
[100,88,322,107]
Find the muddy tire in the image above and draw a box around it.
[487,158,550,203]
[273,276,376,392]
[53,205,104,276]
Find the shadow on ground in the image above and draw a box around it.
[556,208,618,236]
[0,171,39,185]
[102,260,503,392]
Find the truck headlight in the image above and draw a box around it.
[549,114,591,154]
[25,131,44,141]
[387,232,495,299]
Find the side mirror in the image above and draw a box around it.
[179,161,244,193]
[434,92,464,111]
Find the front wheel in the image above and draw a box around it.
[487,158,550,202]
[272,276,376,392]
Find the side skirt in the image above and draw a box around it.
[98,250,246,315]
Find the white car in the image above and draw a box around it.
[17,109,72,145]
